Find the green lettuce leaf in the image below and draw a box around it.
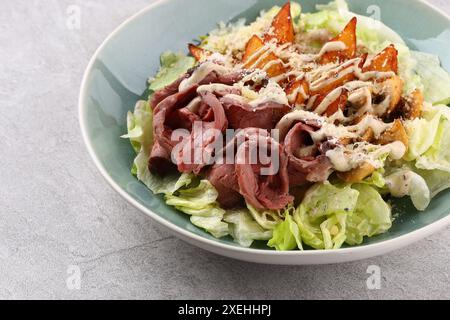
[149,52,195,92]
[292,182,392,249]
[404,105,443,161]
[405,104,450,172]
[165,179,230,238]
[410,51,450,105]
[247,204,284,230]
[224,210,273,248]
[293,182,359,250]
[122,100,153,153]
[362,169,386,189]
[346,185,392,246]
[268,210,303,251]
[190,216,229,239]
[165,180,224,216]
[414,168,450,198]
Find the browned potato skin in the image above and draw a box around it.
[405,89,424,120]
[382,75,404,115]
[377,119,409,149]
[188,44,212,61]
[337,162,376,183]
[361,128,375,143]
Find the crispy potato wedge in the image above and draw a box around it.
[382,75,404,114]
[339,137,353,146]
[264,2,295,45]
[338,162,376,183]
[242,35,285,77]
[310,57,366,96]
[188,44,212,61]
[405,89,424,119]
[361,128,375,143]
[313,89,349,116]
[320,17,357,64]
[310,68,355,96]
[377,119,409,149]
[285,78,310,105]
[324,90,349,117]
[363,44,399,74]
[242,35,265,64]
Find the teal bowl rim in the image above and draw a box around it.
[79,0,450,263]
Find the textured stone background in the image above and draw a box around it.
[0,0,449,300]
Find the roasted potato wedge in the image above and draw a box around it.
[385,75,404,114]
[285,78,310,105]
[361,128,375,143]
[374,75,403,115]
[188,44,212,61]
[264,2,295,45]
[405,89,424,119]
[242,35,285,77]
[363,44,399,74]
[338,162,376,183]
[320,17,357,64]
[377,119,409,149]
[310,69,355,96]
[313,89,349,117]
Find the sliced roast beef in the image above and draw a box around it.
[208,128,292,209]
[283,122,333,186]
[150,74,190,109]
[199,70,245,87]
[153,84,199,151]
[207,163,242,209]
[220,96,290,130]
[148,140,175,175]
[175,91,228,175]
[235,133,294,211]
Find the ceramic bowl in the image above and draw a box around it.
[79,0,450,264]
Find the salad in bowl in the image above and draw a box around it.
[123,0,450,251]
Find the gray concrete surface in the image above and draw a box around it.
[0,0,449,300]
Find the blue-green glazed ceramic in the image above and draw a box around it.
[80,0,450,264]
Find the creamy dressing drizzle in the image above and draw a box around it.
[314,87,343,115]
[179,61,231,92]
[326,141,406,172]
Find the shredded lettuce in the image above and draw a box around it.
[247,204,284,230]
[292,183,392,249]
[414,168,450,198]
[410,51,450,105]
[165,180,230,238]
[362,169,386,189]
[405,105,450,172]
[224,210,273,248]
[190,216,229,239]
[149,51,195,92]
[268,210,303,251]
[346,184,392,245]
[293,183,359,250]
[165,180,224,217]
[122,100,153,153]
